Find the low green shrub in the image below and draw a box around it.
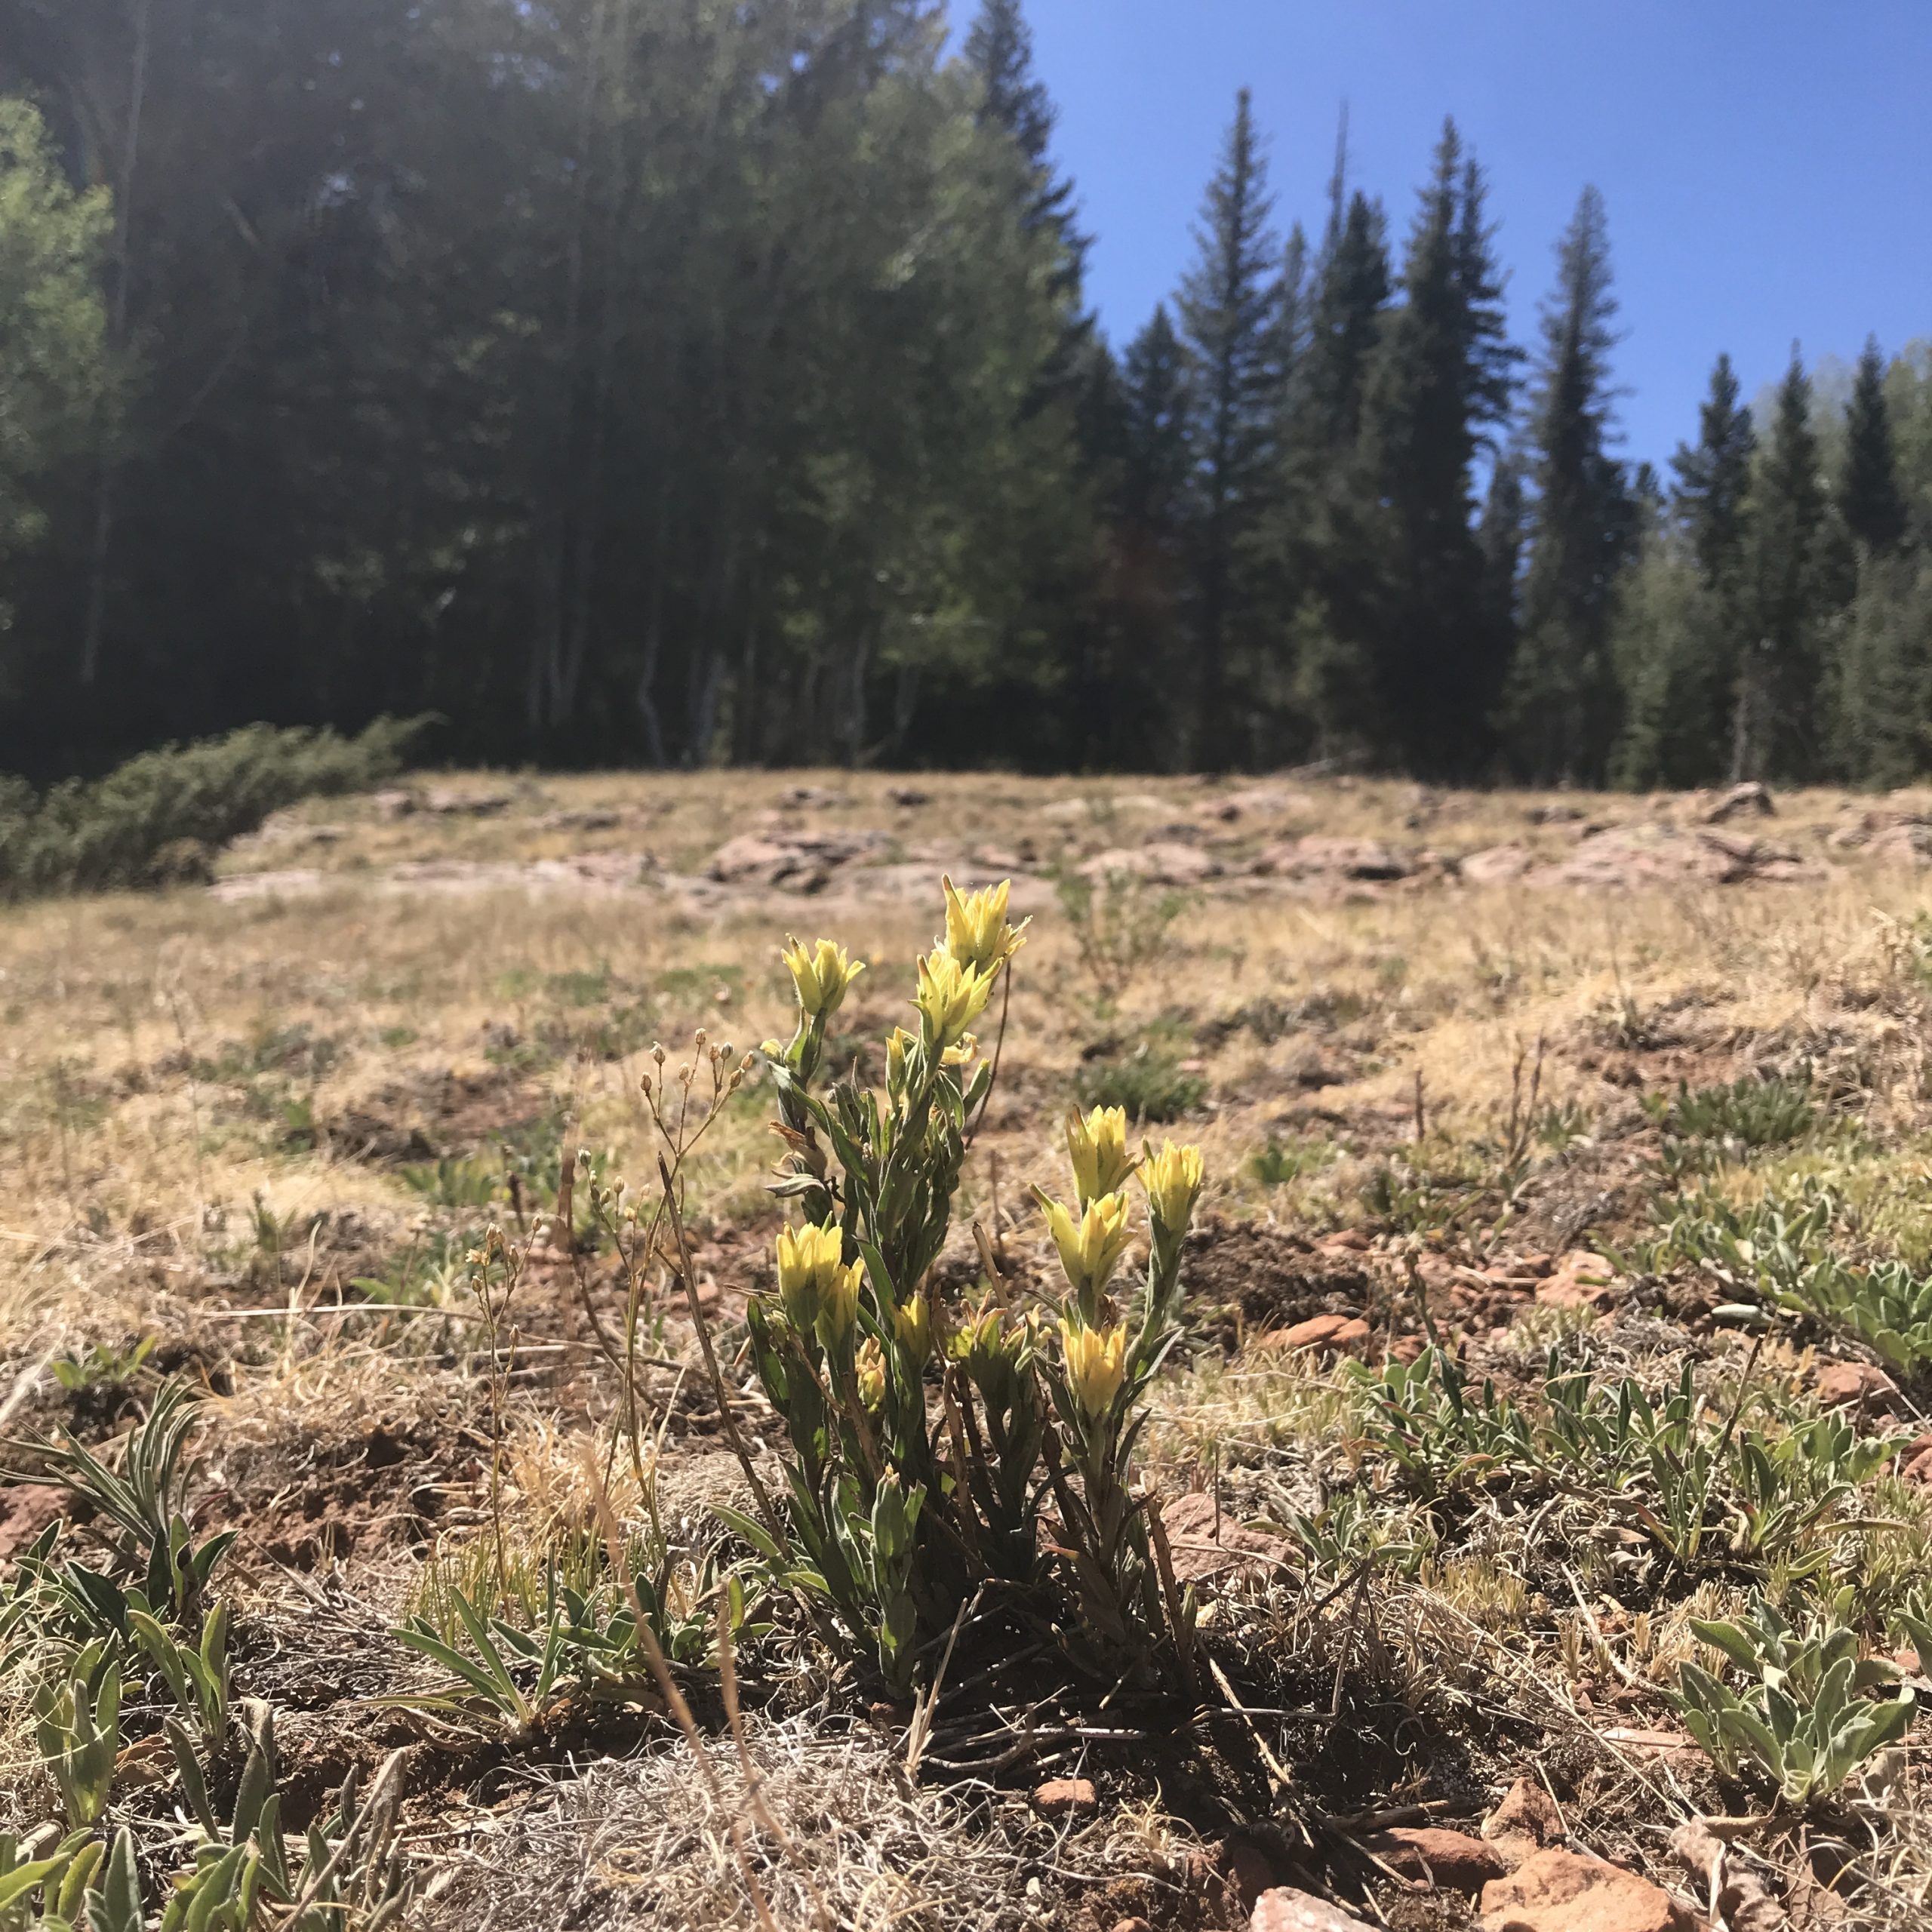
[0,716,425,900]
[1675,1592,1915,1803]
[1075,1043,1206,1123]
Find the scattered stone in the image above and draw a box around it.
[1536,1251,1621,1309]
[706,828,888,888]
[1032,1777,1097,1818]
[1110,1921,1152,1932]
[1251,1887,1375,1932]
[371,788,417,819]
[887,786,930,807]
[1526,802,1586,825]
[1897,1432,1932,1484]
[1361,1826,1509,1894]
[777,785,850,809]
[1813,1360,1900,1411]
[1158,1490,1298,1586]
[1078,842,1223,886]
[1461,844,1537,885]
[1482,1779,1564,1868]
[1478,1847,1694,1932]
[1702,781,1775,823]
[1254,835,1412,881]
[1272,1312,1371,1355]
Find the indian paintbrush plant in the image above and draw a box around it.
[735,880,1207,1692]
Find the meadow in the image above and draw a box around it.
[2,768,1928,1931]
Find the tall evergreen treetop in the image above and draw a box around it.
[1842,335,1908,552]
[1358,118,1518,768]
[1671,352,1755,586]
[1503,183,1632,782]
[1175,86,1281,761]
[1299,188,1391,454]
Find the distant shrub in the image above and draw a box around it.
[1075,1044,1206,1122]
[0,718,425,900]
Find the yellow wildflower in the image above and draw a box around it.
[780,935,864,1019]
[856,1336,887,1411]
[775,1220,843,1331]
[1038,1189,1135,1303]
[1141,1141,1204,1237]
[1065,1105,1134,1208]
[817,1256,863,1348]
[915,947,992,1048]
[940,875,1029,976]
[1060,1318,1127,1421]
[892,1292,931,1360]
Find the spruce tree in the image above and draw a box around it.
[1271,158,1392,760]
[1358,119,1516,773]
[1841,336,1907,553]
[1738,350,1832,778]
[1501,185,1632,783]
[1630,351,1756,777]
[1174,88,1281,765]
[1672,352,1755,585]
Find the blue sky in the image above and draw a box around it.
[992,0,1930,468]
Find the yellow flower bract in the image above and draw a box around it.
[1142,1140,1204,1236]
[1066,1104,1135,1208]
[1060,1318,1128,1420]
[915,947,993,1048]
[1041,1189,1135,1301]
[940,875,1029,976]
[781,935,865,1019]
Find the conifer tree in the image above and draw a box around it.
[964,0,1084,285]
[1501,185,1632,783]
[1476,454,1524,712]
[1841,337,1908,553]
[1269,132,1392,761]
[1737,350,1832,778]
[1175,88,1281,765]
[1358,120,1516,772]
[1672,353,1755,584]
[1613,351,1758,780]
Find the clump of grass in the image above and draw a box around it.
[1075,1044,1206,1123]
[0,717,425,900]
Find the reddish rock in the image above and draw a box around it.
[1814,1360,1899,1411]
[1479,1848,1693,1932]
[1903,1433,1932,1485]
[1482,1779,1564,1863]
[1032,1777,1097,1818]
[1159,1490,1298,1586]
[1109,1921,1153,1932]
[0,1484,69,1560]
[1537,1251,1620,1309]
[1363,1826,1509,1894]
[1217,1837,1284,1911]
[1272,1312,1371,1355]
[1252,1887,1375,1932]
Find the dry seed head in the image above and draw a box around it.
[695,1026,707,1049]
[653,1042,666,1064]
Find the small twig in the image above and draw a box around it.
[1205,1653,1296,1800]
